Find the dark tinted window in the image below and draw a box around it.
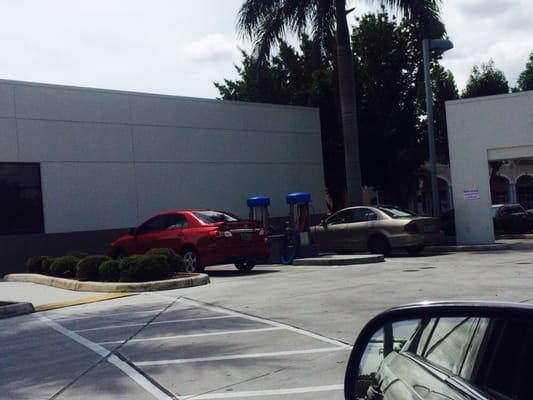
[328,208,377,225]
[138,216,168,234]
[328,210,351,225]
[164,214,188,229]
[0,163,44,235]
[194,211,239,224]
[475,319,533,400]
[350,208,377,222]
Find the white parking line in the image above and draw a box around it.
[180,384,344,399]
[175,297,352,349]
[34,313,173,400]
[53,308,163,321]
[98,327,284,346]
[135,347,349,366]
[74,315,237,333]
[46,299,171,318]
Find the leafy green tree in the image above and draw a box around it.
[462,60,509,98]
[215,37,347,211]
[352,12,423,204]
[237,0,443,206]
[517,51,533,91]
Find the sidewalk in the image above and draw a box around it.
[0,279,101,308]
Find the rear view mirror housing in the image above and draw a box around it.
[344,301,533,400]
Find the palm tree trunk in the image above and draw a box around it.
[335,0,362,206]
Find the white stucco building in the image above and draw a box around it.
[0,79,326,272]
[445,91,533,245]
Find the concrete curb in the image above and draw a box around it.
[3,273,210,292]
[0,302,34,319]
[496,234,533,240]
[293,254,384,266]
[426,243,511,253]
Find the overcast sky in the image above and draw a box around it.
[0,1,531,99]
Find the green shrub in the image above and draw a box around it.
[146,248,184,272]
[119,254,170,282]
[26,256,48,274]
[99,260,120,282]
[41,257,54,275]
[50,256,78,278]
[119,256,145,282]
[66,251,89,260]
[140,254,170,280]
[76,255,110,281]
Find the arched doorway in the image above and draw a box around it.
[490,175,510,204]
[517,175,533,210]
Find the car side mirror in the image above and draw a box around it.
[344,301,533,400]
[129,228,138,236]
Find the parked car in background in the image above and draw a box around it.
[311,205,442,256]
[110,210,269,273]
[492,204,533,234]
[441,204,533,236]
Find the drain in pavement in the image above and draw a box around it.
[402,269,420,272]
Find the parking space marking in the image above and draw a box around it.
[174,296,352,349]
[53,308,163,321]
[34,313,174,400]
[45,299,170,316]
[97,327,284,346]
[73,315,237,333]
[180,384,344,399]
[135,347,348,366]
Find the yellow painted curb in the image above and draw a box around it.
[34,293,135,312]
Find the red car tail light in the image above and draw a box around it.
[404,222,420,233]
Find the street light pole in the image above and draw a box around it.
[422,39,453,217]
[422,39,439,217]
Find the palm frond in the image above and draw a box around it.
[238,0,324,62]
[311,0,336,53]
[367,0,445,38]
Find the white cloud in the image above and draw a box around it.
[440,0,533,91]
[0,0,530,98]
[181,34,240,64]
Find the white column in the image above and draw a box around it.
[509,183,517,204]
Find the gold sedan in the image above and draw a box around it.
[311,206,442,256]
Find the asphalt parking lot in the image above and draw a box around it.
[2,243,533,399]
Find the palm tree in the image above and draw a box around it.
[238,0,443,206]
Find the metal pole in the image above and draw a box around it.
[423,39,440,217]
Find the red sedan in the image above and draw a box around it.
[110,210,270,273]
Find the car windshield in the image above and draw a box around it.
[193,211,240,224]
[378,206,417,218]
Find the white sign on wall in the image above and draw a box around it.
[463,188,480,200]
